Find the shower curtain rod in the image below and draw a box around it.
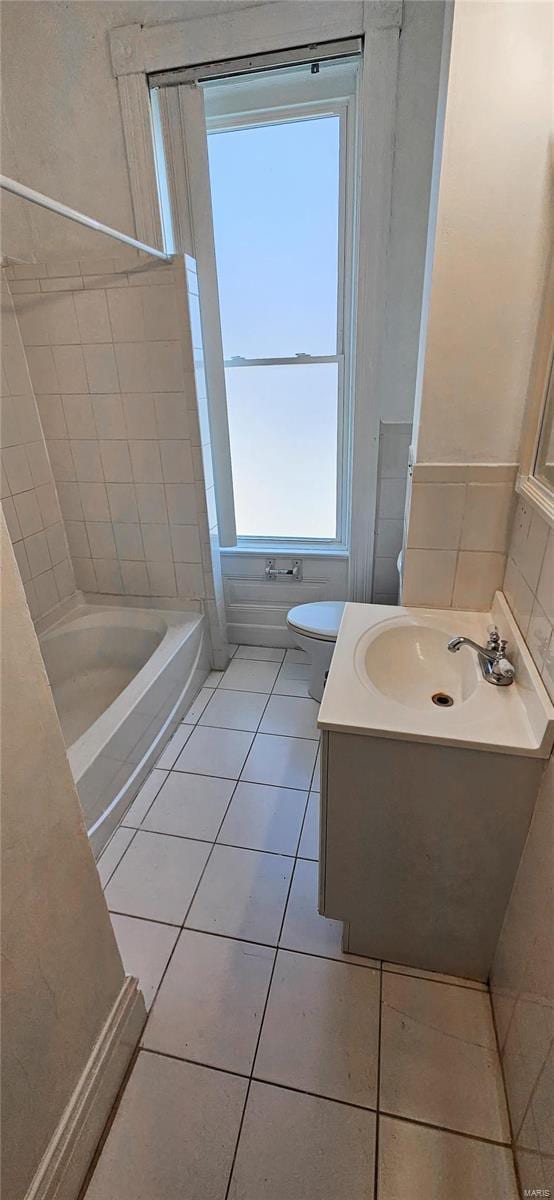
[0,175,172,262]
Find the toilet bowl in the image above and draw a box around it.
[286,601,346,702]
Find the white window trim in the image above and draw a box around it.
[208,89,355,552]
[110,2,403,598]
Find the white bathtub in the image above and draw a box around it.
[40,605,209,855]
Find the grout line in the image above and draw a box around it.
[98,826,139,890]
[120,823,299,860]
[377,1109,514,1151]
[374,963,384,1198]
[381,965,488,994]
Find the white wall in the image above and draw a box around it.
[1,279,76,618]
[0,513,133,1198]
[0,0,267,261]
[415,0,553,466]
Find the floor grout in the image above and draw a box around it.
[93,649,509,1197]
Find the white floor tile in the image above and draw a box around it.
[97,827,135,888]
[255,950,380,1108]
[229,1082,376,1200]
[218,782,307,856]
[298,790,320,860]
[378,1116,519,1199]
[110,914,179,1011]
[259,694,320,740]
[186,845,293,945]
[173,725,254,779]
[122,769,168,827]
[155,724,193,770]
[241,733,317,791]
[199,688,268,732]
[141,772,235,841]
[182,686,214,724]
[284,648,309,664]
[84,1051,247,1200]
[234,645,285,662]
[143,929,274,1074]
[105,831,210,925]
[273,660,312,698]
[280,860,378,967]
[205,670,224,686]
[380,972,511,1142]
[219,658,280,693]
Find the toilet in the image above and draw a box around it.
[286,600,346,703]
[287,552,404,703]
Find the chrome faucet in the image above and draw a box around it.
[447,626,515,686]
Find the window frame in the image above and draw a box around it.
[206,83,358,554]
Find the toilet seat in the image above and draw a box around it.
[286,600,346,642]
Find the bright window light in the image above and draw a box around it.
[225,363,338,538]
[207,90,349,543]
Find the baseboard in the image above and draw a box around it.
[25,977,146,1200]
[227,622,295,648]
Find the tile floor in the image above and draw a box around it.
[87,645,518,1199]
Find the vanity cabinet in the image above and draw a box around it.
[318,729,543,982]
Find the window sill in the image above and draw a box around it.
[220,542,350,558]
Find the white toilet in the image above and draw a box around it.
[287,553,404,703]
[286,600,346,703]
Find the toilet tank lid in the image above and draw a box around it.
[286,600,346,640]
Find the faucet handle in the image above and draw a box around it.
[486,625,501,650]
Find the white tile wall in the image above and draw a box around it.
[372,422,412,605]
[402,464,517,610]
[11,256,218,612]
[1,281,76,620]
[486,495,553,1194]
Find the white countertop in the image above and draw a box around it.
[318,592,554,758]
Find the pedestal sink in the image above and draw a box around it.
[316,592,554,981]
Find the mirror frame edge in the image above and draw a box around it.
[516,250,554,530]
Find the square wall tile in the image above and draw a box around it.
[79,481,110,522]
[84,1052,247,1200]
[402,549,457,607]
[70,439,103,482]
[52,345,88,393]
[143,929,274,1073]
[452,551,505,610]
[73,290,111,343]
[461,484,514,552]
[407,483,465,550]
[62,394,96,439]
[99,439,132,483]
[255,950,380,1108]
[92,393,126,439]
[106,482,138,523]
[229,1082,376,1200]
[186,844,293,944]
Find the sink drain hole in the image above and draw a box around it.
[432,692,454,707]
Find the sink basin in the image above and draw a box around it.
[318,593,554,757]
[359,622,478,709]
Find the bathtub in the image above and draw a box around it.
[40,605,209,856]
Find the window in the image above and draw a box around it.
[205,61,358,547]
